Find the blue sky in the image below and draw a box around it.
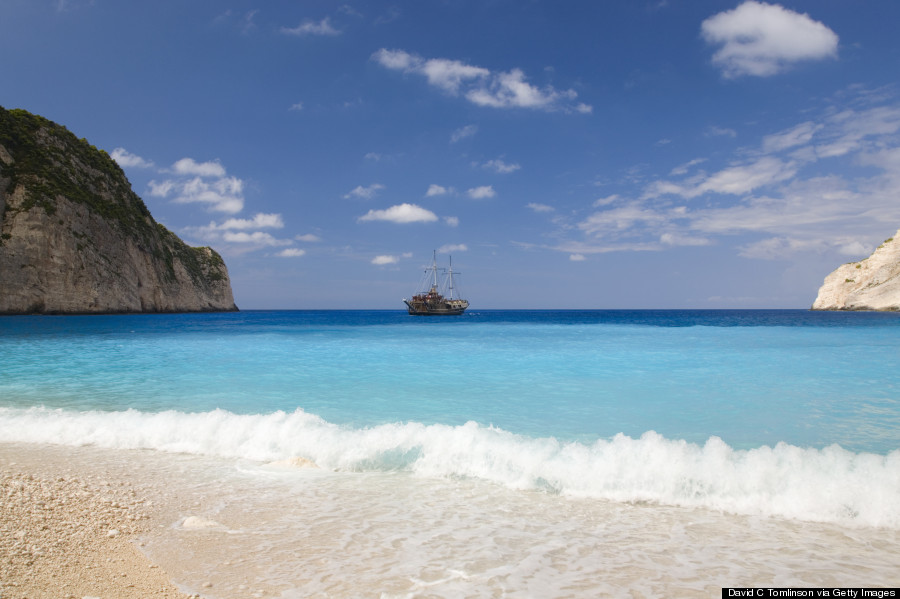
[3,0,900,309]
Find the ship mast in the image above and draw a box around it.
[431,250,439,290]
[448,255,455,300]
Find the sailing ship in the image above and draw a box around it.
[403,252,469,315]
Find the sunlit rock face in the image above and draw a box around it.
[812,230,900,311]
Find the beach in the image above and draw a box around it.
[0,444,191,599]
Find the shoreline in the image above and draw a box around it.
[0,445,192,599]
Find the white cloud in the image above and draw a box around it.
[150,159,246,214]
[645,156,797,199]
[289,102,304,111]
[295,233,321,242]
[344,183,385,199]
[174,176,245,214]
[444,216,460,227]
[466,68,580,111]
[372,255,399,265]
[148,180,176,197]
[527,203,554,213]
[172,158,226,178]
[451,124,478,143]
[701,1,839,78]
[467,185,496,199]
[762,121,823,153]
[438,244,467,253]
[216,213,284,230]
[546,92,900,261]
[592,194,619,207]
[277,248,307,258]
[281,18,340,36]
[223,231,293,246]
[372,49,589,113]
[569,254,586,261]
[578,203,669,237]
[669,158,707,176]
[659,233,711,247]
[483,159,521,174]
[111,148,153,169]
[426,184,449,197]
[358,203,438,224]
[422,58,491,94]
[372,48,419,71]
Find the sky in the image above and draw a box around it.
[2,0,900,309]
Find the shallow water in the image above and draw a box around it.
[4,444,898,598]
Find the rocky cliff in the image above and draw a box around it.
[811,230,900,311]
[0,107,237,314]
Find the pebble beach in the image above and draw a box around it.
[0,445,191,599]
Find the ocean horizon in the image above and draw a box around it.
[2,309,899,596]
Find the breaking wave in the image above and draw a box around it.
[2,406,898,529]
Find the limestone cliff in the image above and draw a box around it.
[0,107,237,314]
[811,230,900,311]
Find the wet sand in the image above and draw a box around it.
[0,445,192,599]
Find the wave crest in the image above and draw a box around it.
[1,406,897,528]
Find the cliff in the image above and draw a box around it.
[811,230,900,311]
[0,107,237,314]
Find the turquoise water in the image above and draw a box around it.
[2,310,899,450]
[2,310,900,529]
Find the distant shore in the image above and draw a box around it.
[0,444,192,599]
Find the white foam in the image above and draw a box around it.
[1,406,898,528]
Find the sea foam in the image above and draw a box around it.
[1,406,898,529]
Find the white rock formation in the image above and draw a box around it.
[812,230,900,311]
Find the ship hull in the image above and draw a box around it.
[404,299,468,315]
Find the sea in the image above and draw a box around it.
[1,309,899,597]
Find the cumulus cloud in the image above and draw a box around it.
[281,18,340,36]
[149,158,245,214]
[172,158,226,178]
[358,203,438,224]
[483,159,521,174]
[467,185,496,199]
[426,184,449,197]
[527,203,554,213]
[444,216,460,227]
[111,148,153,169]
[215,213,284,230]
[372,48,590,113]
[701,1,839,78]
[344,183,385,199]
[371,255,399,265]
